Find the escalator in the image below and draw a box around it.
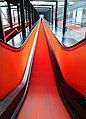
[17,22,71,119]
[0,20,86,119]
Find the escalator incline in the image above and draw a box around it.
[17,22,71,119]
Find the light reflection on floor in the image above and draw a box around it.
[49,22,84,47]
[7,27,32,47]
[7,22,37,48]
[7,21,85,48]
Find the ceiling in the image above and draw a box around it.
[30,0,81,1]
[31,0,68,14]
[5,0,82,3]
[4,0,82,14]
[31,0,82,14]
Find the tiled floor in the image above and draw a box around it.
[7,27,30,47]
[48,22,85,47]
[7,24,37,47]
[7,21,85,47]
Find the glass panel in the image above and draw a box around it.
[11,6,18,26]
[64,0,86,46]
[0,1,19,30]
[56,1,64,43]
[49,1,65,44]
[0,1,9,28]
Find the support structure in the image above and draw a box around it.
[34,4,53,24]
[0,6,6,42]
[35,9,39,22]
[55,1,58,27]
[44,8,51,23]
[34,8,36,23]
[19,0,26,39]
[17,4,20,25]
[31,5,34,25]
[25,0,28,22]
[52,6,53,24]
[28,1,31,30]
[7,2,13,28]
[63,0,67,36]
[13,10,15,22]
[25,0,31,30]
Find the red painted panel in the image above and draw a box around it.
[0,23,38,100]
[44,21,86,97]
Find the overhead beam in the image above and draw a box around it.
[35,7,51,9]
[30,1,56,5]
[33,4,54,7]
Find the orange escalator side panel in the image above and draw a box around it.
[0,23,38,100]
[44,22,86,96]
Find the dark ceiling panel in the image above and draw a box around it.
[5,0,18,5]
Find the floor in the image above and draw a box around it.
[49,22,85,47]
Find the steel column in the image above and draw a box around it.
[24,0,28,22]
[19,0,26,39]
[33,8,35,23]
[28,1,31,30]
[0,6,6,42]
[52,6,53,24]
[31,5,34,25]
[7,2,13,28]
[17,4,20,25]
[63,0,67,36]
[55,1,58,27]
[13,10,15,22]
